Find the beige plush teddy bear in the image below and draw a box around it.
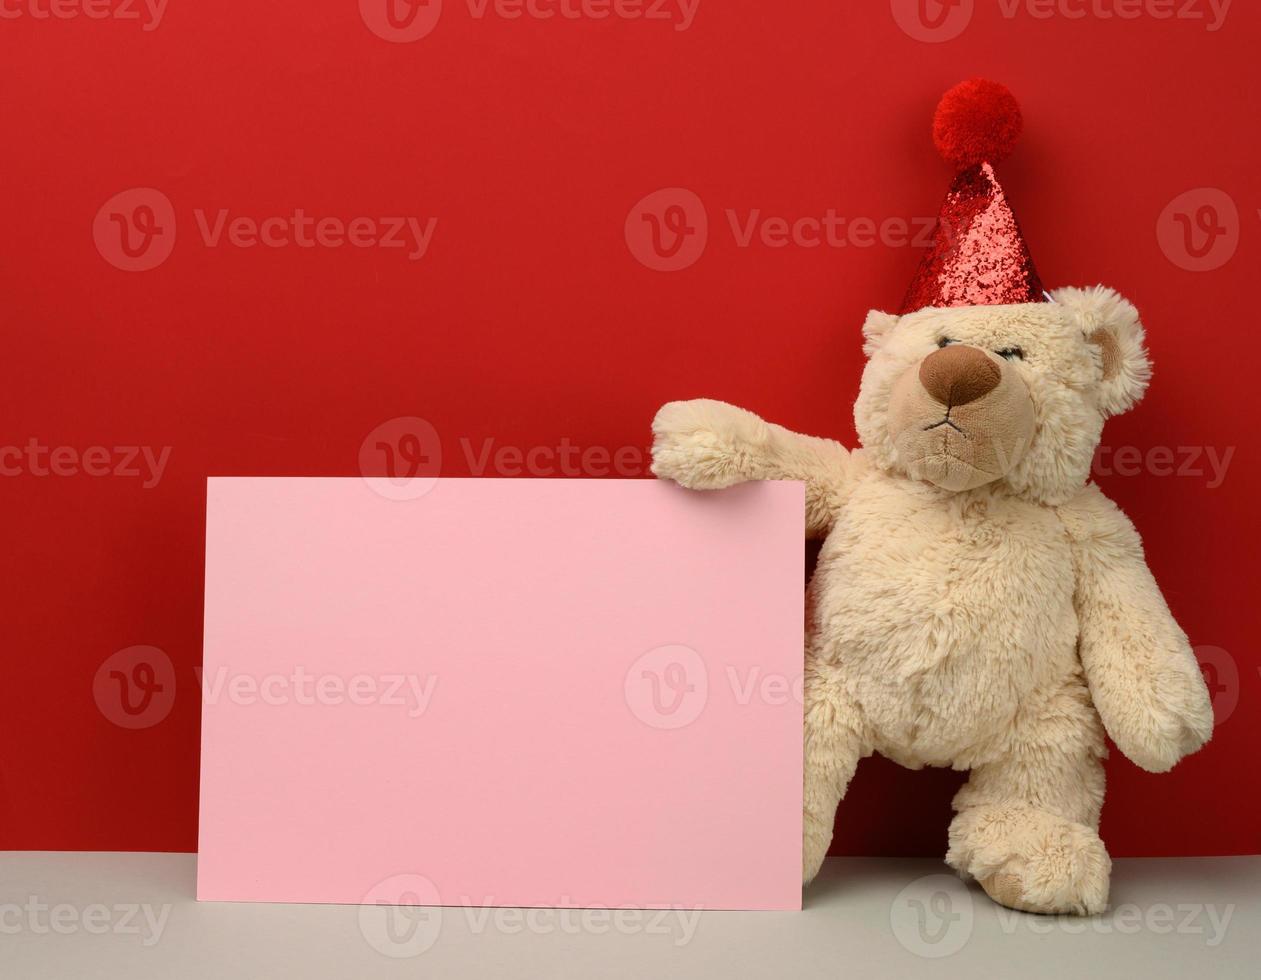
[650,80,1213,916]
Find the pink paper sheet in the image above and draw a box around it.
[198,478,804,910]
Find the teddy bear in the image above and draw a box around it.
[649,79,1213,916]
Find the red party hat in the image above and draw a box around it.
[900,79,1046,315]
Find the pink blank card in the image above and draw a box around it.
[198,478,804,910]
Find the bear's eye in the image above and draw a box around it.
[996,346,1025,361]
[937,337,956,348]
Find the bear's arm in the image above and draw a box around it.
[1058,484,1213,773]
[651,398,852,538]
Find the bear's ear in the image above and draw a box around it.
[861,309,900,357]
[1051,286,1152,416]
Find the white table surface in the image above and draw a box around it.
[1,852,1257,978]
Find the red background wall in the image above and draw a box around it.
[2,0,1257,857]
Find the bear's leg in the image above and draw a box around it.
[946,679,1109,915]
[803,642,867,884]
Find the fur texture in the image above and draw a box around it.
[651,287,1211,916]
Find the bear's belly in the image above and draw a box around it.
[813,481,1079,767]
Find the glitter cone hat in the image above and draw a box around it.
[900,79,1046,315]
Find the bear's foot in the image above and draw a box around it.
[947,804,1111,915]
[802,808,832,885]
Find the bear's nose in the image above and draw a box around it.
[919,344,1002,407]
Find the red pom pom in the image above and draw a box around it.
[932,78,1022,170]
